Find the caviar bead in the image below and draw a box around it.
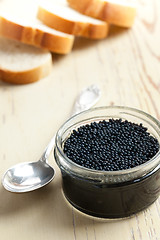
[63,119,160,171]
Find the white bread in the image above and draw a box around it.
[0,13,74,54]
[37,0,109,39]
[67,0,137,28]
[0,37,52,84]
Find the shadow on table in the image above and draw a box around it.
[107,25,127,38]
[0,176,139,237]
[0,79,38,87]
[0,183,55,215]
[72,25,127,52]
[0,178,74,228]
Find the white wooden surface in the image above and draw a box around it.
[0,0,160,239]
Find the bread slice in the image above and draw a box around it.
[0,37,52,84]
[0,14,74,54]
[37,0,109,39]
[67,0,137,28]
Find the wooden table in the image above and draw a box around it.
[0,0,160,239]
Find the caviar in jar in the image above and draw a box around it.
[54,107,160,218]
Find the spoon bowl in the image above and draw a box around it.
[3,160,55,193]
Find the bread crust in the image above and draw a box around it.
[37,6,109,39]
[0,16,74,54]
[67,0,137,28]
[0,55,52,84]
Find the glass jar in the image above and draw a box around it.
[54,106,160,218]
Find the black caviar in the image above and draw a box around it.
[63,119,159,171]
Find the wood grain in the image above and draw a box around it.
[0,0,160,239]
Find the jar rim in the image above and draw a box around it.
[55,106,160,182]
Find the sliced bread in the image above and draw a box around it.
[67,0,137,28]
[37,0,109,39]
[0,37,52,84]
[0,14,74,54]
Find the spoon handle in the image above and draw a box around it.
[40,84,101,163]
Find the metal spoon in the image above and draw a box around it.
[2,85,101,193]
